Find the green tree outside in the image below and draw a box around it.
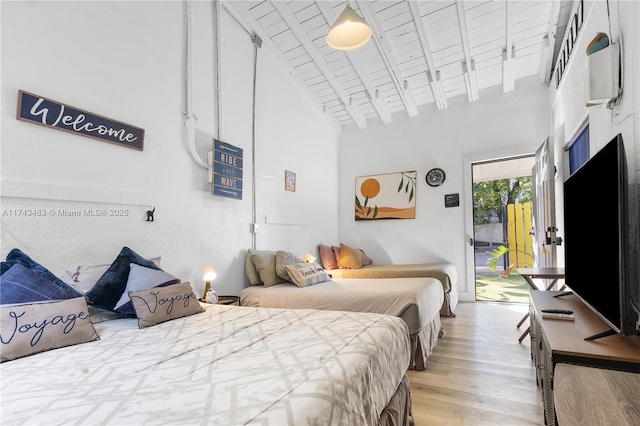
[473,177,532,225]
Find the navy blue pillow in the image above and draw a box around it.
[1,248,82,297]
[85,247,161,311]
[0,263,80,304]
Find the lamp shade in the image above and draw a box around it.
[203,266,217,282]
[303,253,316,263]
[326,5,371,51]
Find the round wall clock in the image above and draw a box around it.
[426,168,446,187]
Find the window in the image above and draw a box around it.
[569,124,589,174]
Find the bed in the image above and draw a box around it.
[314,244,458,317]
[326,262,459,317]
[239,276,444,371]
[0,303,413,425]
[1,247,414,425]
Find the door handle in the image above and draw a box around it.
[469,238,474,246]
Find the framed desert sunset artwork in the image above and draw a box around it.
[355,171,417,220]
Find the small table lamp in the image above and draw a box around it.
[303,253,316,263]
[202,266,217,303]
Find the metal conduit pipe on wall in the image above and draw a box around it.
[184,0,208,169]
[250,33,261,251]
[185,1,261,250]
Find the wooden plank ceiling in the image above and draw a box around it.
[225,1,573,132]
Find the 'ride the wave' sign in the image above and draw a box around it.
[212,139,243,200]
[17,90,145,151]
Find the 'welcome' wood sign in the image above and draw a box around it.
[16,90,145,151]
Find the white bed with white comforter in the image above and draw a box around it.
[1,303,412,425]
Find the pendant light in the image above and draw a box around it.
[326,5,372,51]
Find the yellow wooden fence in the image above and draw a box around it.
[506,202,534,267]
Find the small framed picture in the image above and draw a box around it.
[285,170,296,192]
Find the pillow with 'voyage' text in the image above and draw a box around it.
[129,282,203,329]
[0,297,99,363]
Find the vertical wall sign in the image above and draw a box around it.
[16,90,144,150]
[212,139,243,200]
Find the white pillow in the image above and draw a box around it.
[64,263,110,294]
[114,263,178,310]
[61,256,162,295]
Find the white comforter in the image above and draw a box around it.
[1,304,410,425]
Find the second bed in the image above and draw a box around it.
[239,276,444,370]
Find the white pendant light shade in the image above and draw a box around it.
[326,5,372,51]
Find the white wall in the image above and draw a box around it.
[252,46,340,255]
[550,1,640,307]
[0,1,339,295]
[337,76,551,301]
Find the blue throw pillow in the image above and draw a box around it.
[1,248,82,297]
[0,263,80,305]
[85,247,161,311]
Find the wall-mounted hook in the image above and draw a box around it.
[146,207,155,222]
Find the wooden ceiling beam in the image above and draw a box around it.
[503,1,515,93]
[455,0,479,102]
[357,0,419,117]
[222,1,342,134]
[272,1,368,129]
[407,1,447,109]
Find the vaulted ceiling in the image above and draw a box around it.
[224,1,575,132]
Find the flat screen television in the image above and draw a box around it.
[563,133,639,339]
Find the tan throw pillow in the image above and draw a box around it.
[129,282,204,329]
[245,249,276,285]
[338,243,363,269]
[251,253,286,287]
[285,263,331,287]
[0,297,99,363]
[275,251,303,281]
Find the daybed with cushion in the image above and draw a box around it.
[0,247,414,425]
[319,244,459,317]
[241,248,445,371]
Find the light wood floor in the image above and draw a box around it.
[407,301,544,425]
